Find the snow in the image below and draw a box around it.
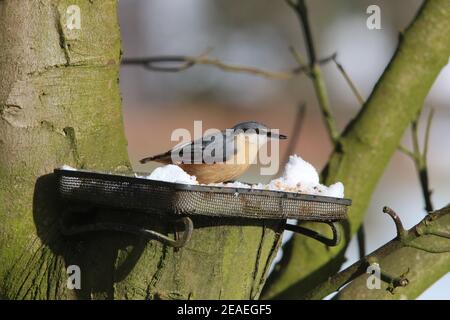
[243,155,345,198]
[325,182,345,198]
[60,165,77,171]
[138,164,198,185]
[281,155,319,187]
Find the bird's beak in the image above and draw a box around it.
[267,131,287,140]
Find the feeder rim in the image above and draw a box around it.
[54,168,352,206]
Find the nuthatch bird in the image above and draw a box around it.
[140,121,287,184]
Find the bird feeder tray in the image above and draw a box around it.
[55,168,350,220]
[55,168,351,247]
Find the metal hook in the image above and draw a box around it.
[60,208,193,248]
[284,221,341,246]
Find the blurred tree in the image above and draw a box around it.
[262,0,450,299]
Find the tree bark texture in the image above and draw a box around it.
[337,205,450,299]
[0,0,283,300]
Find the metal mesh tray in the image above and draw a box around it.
[54,168,351,221]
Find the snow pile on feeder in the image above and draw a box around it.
[138,164,198,185]
[264,155,344,198]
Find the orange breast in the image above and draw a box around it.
[179,163,251,184]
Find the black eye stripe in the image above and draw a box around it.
[242,128,260,134]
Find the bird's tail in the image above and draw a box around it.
[139,151,171,164]
[139,156,156,164]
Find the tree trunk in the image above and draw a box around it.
[0,0,283,299]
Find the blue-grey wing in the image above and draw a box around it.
[171,131,236,164]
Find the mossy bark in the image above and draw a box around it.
[336,205,450,300]
[262,0,450,299]
[0,0,129,299]
[0,0,283,299]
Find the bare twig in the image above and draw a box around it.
[288,46,308,70]
[332,56,365,105]
[123,55,291,79]
[290,50,337,74]
[121,45,216,72]
[286,0,339,145]
[398,108,434,212]
[122,56,195,72]
[398,145,417,160]
[188,55,292,80]
[122,49,334,80]
[383,206,407,239]
[356,224,366,259]
[286,0,316,65]
[282,103,307,169]
[383,268,410,294]
[423,108,434,165]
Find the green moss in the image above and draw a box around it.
[0,0,129,299]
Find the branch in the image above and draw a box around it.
[383,206,407,239]
[336,205,450,299]
[287,0,339,145]
[423,108,434,159]
[303,205,450,300]
[398,144,418,160]
[282,102,307,168]
[332,56,365,105]
[356,224,366,259]
[122,49,334,80]
[420,109,435,212]
[262,0,450,300]
[398,108,435,212]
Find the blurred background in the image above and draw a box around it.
[118,0,449,299]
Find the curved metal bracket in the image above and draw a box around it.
[60,208,193,248]
[284,221,341,246]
